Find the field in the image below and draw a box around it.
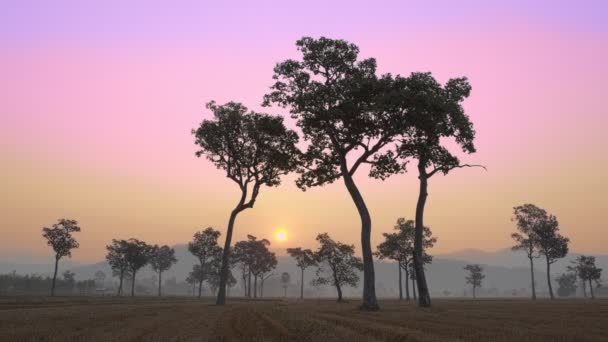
[1,296,607,341]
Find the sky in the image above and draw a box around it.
[1,0,607,263]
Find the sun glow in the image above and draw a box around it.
[275,229,287,242]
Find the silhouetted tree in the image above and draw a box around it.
[106,239,130,296]
[464,264,485,299]
[193,102,299,305]
[265,36,406,311]
[281,272,290,297]
[188,228,222,298]
[393,73,481,307]
[312,233,363,302]
[375,218,436,301]
[149,245,178,296]
[250,239,277,298]
[286,247,317,299]
[555,272,577,297]
[511,204,545,300]
[123,239,153,297]
[62,270,75,292]
[188,265,204,296]
[533,212,569,299]
[570,255,602,299]
[42,218,81,296]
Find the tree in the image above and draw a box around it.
[511,204,545,300]
[62,270,75,292]
[392,73,481,307]
[464,264,485,299]
[281,272,291,297]
[188,227,222,298]
[123,239,153,297]
[249,238,277,298]
[570,255,602,299]
[265,36,405,311]
[312,233,363,302]
[533,213,569,299]
[555,273,577,297]
[286,247,317,299]
[149,245,178,296]
[375,218,436,301]
[193,101,299,305]
[42,218,81,296]
[106,239,130,296]
[188,265,204,296]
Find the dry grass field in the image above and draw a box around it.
[0,296,607,341]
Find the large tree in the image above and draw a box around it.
[464,264,485,299]
[265,37,405,311]
[149,245,178,296]
[193,101,299,305]
[106,239,130,296]
[375,218,435,301]
[533,213,569,299]
[123,238,153,297]
[511,204,547,300]
[312,233,363,303]
[42,218,81,296]
[392,72,481,307]
[286,247,317,299]
[188,227,222,298]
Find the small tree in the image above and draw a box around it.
[106,239,130,296]
[188,228,222,298]
[511,204,544,300]
[286,247,316,299]
[555,273,577,297]
[123,239,153,297]
[312,233,363,302]
[534,213,569,299]
[62,270,75,292]
[42,218,81,296]
[281,272,291,297]
[149,245,178,296]
[193,101,299,305]
[464,264,485,299]
[250,240,277,298]
[570,255,602,299]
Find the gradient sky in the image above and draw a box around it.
[1,1,607,263]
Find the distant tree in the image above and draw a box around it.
[312,233,363,302]
[265,37,406,311]
[250,240,277,298]
[149,245,178,296]
[185,273,197,296]
[94,270,106,289]
[555,272,578,297]
[464,264,485,299]
[62,270,75,292]
[393,73,482,307]
[188,227,222,298]
[106,239,130,296]
[533,213,569,299]
[42,218,81,296]
[511,204,545,300]
[281,272,291,297]
[570,255,602,299]
[123,239,153,297]
[193,101,299,305]
[188,265,204,296]
[375,218,435,301]
[286,247,317,299]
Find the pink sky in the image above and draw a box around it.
[1,1,607,262]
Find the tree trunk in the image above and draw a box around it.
[412,276,417,300]
[192,281,195,296]
[529,256,536,300]
[300,268,305,299]
[546,258,554,299]
[404,265,410,301]
[217,202,242,305]
[341,170,379,311]
[198,278,203,298]
[158,271,162,297]
[473,285,476,299]
[582,280,587,297]
[589,279,595,299]
[247,270,252,298]
[398,262,403,300]
[336,283,343,302]
[51,256,59,297]
[254,276,258,298]
[260,278,264,298]
[413,164,431,307]
[131,269,136,297]
[118,270,124,296]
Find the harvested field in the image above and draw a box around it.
[0,296,607,341]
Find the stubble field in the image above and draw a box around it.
[0,296,607,341]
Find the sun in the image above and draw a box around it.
[275,229,288,242]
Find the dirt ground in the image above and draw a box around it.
[0,296,607,341]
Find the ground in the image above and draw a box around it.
[0,296,607,341]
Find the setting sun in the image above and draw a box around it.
[275,229,287,242]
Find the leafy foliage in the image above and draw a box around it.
[555,273,578,297]
[42,219,81,259]
[150,245,178,274]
